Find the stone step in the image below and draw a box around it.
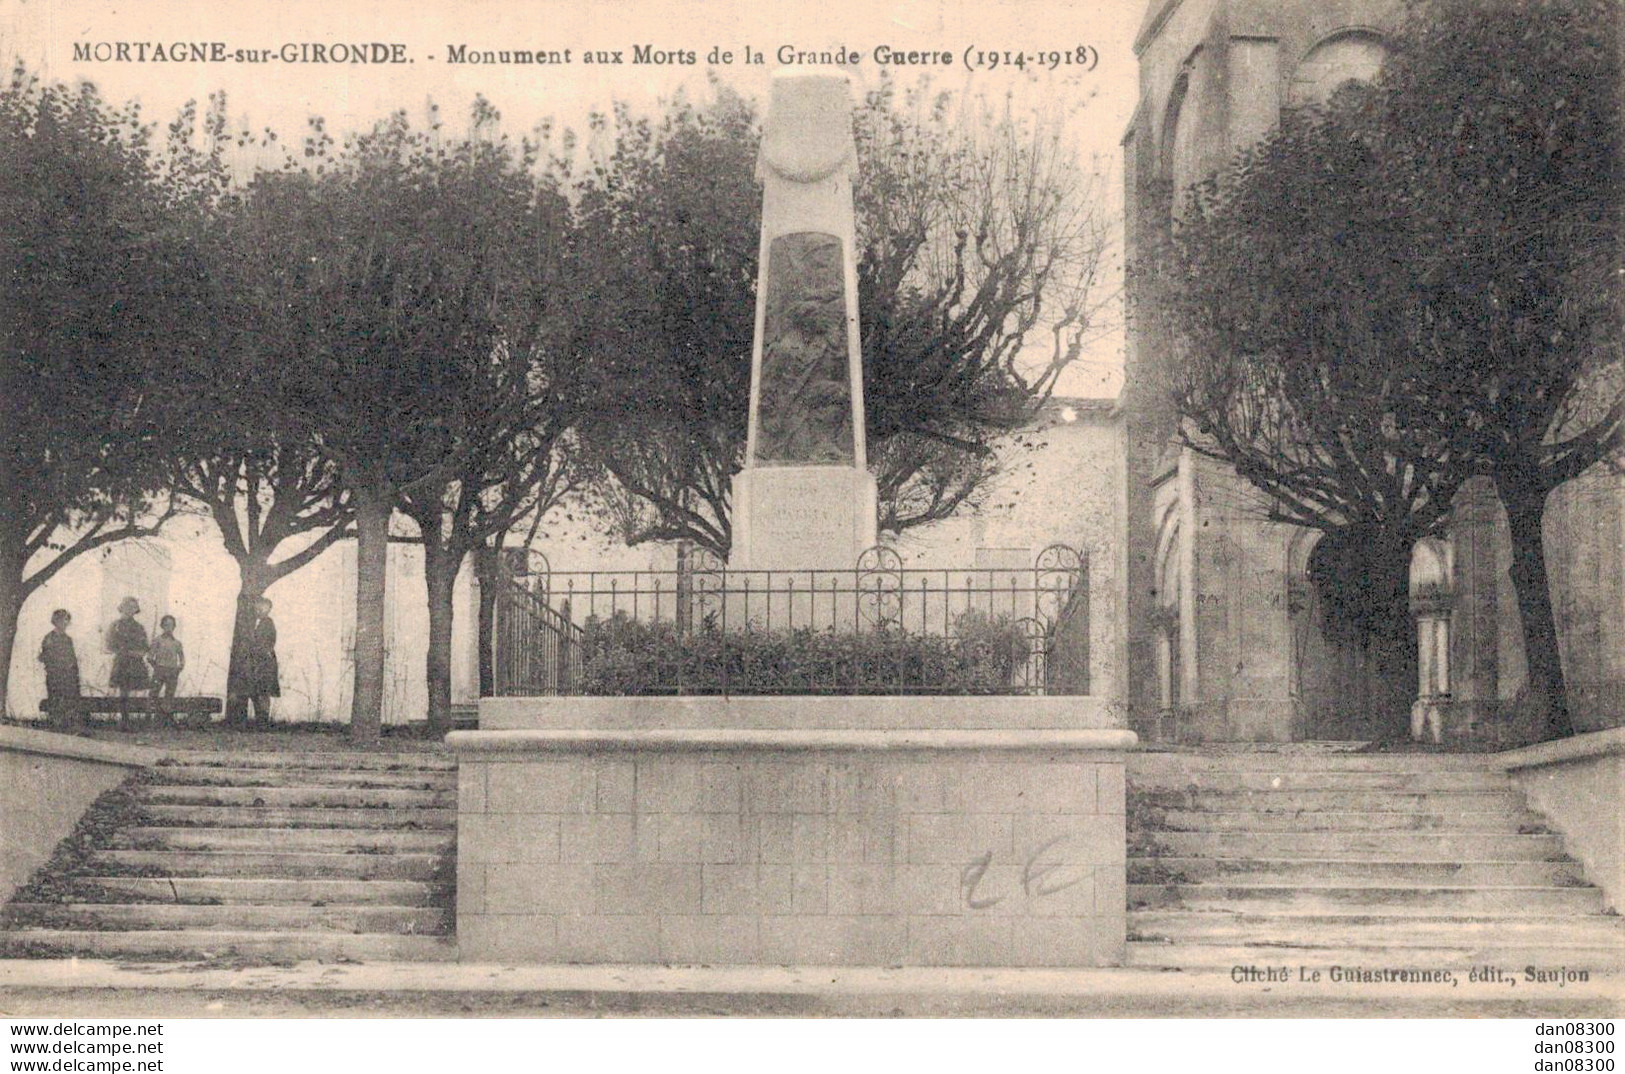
[137,784,455,809]
[112,827,453,853]
[1133,789,1525,812]
[4,903,448,934]
[1126,941,1625,970]
[1132,752,1498,774]
[76,876,441,906]
[1138,830,1566,860]
[1128,769,1513,792]
[0,928,458,962]
[155,752,455,771]
[95,849,443,880]
[1127,857,1588,887]
[1129,883,1605,916]
[140,804,456,830]
[1144,809,1545,833]
[150,767,454,790]
[1130,911,1625,948]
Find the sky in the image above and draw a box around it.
[3,0,1146,396]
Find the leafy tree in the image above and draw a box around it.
[239,118,448,740]
[249,103,585,739]
[185,260,353,723]
[165,98,356,725]
[0,66,211,716]
[1377,0,1620,736]
[572,93,759,557]
[1152,96,1470,726]
[1152,0,1620,738]
[393,102,588,735]
[575,80,1117,558]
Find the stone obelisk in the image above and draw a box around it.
[728,69,878,572]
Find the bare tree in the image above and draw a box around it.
[856,81,1118,532]
[574,80,1119,558]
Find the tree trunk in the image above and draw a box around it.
[0,403,18,720]
[1360,548,1418,742]
[474,543,499,698]
[224,567,270,726]
[350,485,390,742]
[423,541,459,737]
[0,559,21,722]
[1498,483,1574,740]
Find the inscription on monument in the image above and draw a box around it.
[750,475,852,553]
[755,231,854,466]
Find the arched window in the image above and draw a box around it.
[1289,30,1387,108]
[1161,69,1202,221]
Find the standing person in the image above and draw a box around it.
[107,598,150,726]
[243,597,280,726]
[39,609,81,726]
[148,614,185,709]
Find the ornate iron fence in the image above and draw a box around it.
[492,544,1088,697]
[492,560,585,696]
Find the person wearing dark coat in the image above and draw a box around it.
[107,596,151,696]
[242,597,280,725]
[39,609,81,714]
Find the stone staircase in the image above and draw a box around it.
[1,751,457,961]
[1126,749,1625,970]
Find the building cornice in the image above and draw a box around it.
[1135,0,1186,56]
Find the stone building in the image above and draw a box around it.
[896,397,1125,706]
[1120,0,1625,742]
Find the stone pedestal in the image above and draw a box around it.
[728,467,877,571]
[731,69,875,573]
[452,715,1134,967]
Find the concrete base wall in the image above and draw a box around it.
[1178,699,1297,744]
[452,723,1134,967]
[478,695,1124,732]
[0,726,158,902]
[1501,728,1625,912]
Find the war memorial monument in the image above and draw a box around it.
[449,70,1136,968]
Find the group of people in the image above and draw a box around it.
[39,596,281,723]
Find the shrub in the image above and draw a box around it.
[575,611,1033,695]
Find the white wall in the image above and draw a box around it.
[894,405,1126,703]
[9,513,479,725]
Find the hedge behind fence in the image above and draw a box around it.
[576,611,1032,695]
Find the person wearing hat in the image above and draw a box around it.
[107,597,151,715]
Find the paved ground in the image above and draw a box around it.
[0,960,1617,1018]
[0,720,450,755]
[77,726,448,754]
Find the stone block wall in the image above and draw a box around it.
[0,726,156,901]
[1504,729,1625,913]
[453,729,1131,966]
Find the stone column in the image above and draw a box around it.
[729,69,878,572]
[1409,537,1455,743]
